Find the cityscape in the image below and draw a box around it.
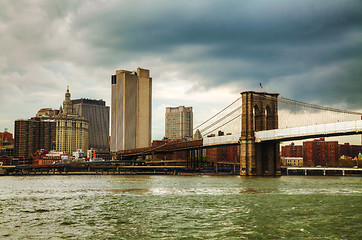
[1,67,361,175]
[0,1,361,239]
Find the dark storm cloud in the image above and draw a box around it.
[65,0,362,108]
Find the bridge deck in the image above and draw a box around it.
[255,120,362,142]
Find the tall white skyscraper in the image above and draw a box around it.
[111,68,152,151]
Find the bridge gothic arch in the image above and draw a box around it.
[253,104,263,132]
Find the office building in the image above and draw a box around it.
[165,106,193,140]
[111,68,152,151]
[55,87,89,156]
[72,99,110,150]
[14,118,56,158]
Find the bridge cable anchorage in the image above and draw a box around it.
[203,114,242,137]
[193,96,241,131]
[200,106,242,133]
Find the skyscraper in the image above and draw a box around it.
[55,87,89,156]
[165,106,193,140]
[111,68,152,151]
[72,99,110,150]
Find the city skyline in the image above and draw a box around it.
[0,1,361,142]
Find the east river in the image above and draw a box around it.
[0,175,361,239]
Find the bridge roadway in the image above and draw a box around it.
[255,120,362,142]
[203,120,362,145]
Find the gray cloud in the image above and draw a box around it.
[63,0,362,106]
[0,0,361,137]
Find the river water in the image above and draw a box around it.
[0,175,361,239]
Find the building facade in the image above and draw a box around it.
[339,143,362,158]
[14,118,56,158]
[72,99,110,150]
[303,138,339,167]
[0,131,14,145]
[281,157,303,166]
[165,106,193,140]
[281,143,303,157]
[55,87,89,156]
[206,145,239,163]
[111,68,152,151]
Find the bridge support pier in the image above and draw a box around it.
[240,91,281,176]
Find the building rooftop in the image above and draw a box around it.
[72,98,106,106]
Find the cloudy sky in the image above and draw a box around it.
[0,0,361,141]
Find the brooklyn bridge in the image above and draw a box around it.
[114,91,362,176]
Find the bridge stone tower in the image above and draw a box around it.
[240,91,281,176]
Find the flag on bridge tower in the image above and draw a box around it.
[259,83,263,89]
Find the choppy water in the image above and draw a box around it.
[0,175,361,239]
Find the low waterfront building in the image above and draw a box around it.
[281,157,303,166]
[31,150,66,165]
[0,130,14,145]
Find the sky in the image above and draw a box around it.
[0,0,361,142]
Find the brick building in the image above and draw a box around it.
[0,131,14,145]
[206,145,239,163]
[14,118,56,158]
[303,138,339,167]
[281,143,303,157]
[339,143,362,158]
[0,156,13,165]
[151,139,188,160]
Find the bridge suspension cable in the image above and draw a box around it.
[200,106,241,133]
[203,113,241,137]
[279,97,362,115]
[193,97,241,131]
[275,95,362,129]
